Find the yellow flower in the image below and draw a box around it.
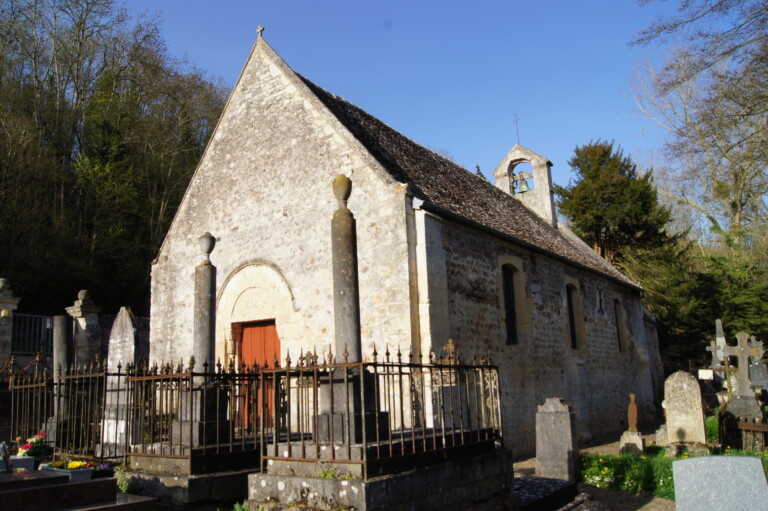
[67,461,87,470]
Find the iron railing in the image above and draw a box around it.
[11,313,53,356]
[260,344,502,478]
[7,343,501,480]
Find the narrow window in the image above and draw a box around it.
[502,265,518,345]
[566,285,578,349]
[614,299,627,352]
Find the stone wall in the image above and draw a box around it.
[150,41,414,365]
[434,218,658,455]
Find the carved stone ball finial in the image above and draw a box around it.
[198,232,216,263]
[333,174,352,204]
[78,289,91,301]
[0,278,9,291]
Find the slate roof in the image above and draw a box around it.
[300,77,638,289]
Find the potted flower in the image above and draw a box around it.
[10,431,50,470]
[40,459,95,482]
[92,462,115,479]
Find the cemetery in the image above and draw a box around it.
[0,5,766,511]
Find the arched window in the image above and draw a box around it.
[498,255,530,346]
[502,265,518,345]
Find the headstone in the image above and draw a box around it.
[673,456,768,511]
[535,398,579,481]
[619,394,644,454]
[721,332,763,419]
[654,423,668,446]
[664,371,707,456]
[749,362,768,389]
[99,307,137,456]
[706,319,727,370]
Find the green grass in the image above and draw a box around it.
[579,446,768,501]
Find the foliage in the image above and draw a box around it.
[116,466,142,494]
[317,462,353,480]
[580,450,674,499]
[555,141,672,264]
[0,0,227,315]
[705,415,719,444]
[216,501,251,511]
[581,447,768,501]
[631,0,768,361]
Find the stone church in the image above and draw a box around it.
[149,34,663,455]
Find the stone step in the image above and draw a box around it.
[56,493,157,511]
[0,477,119,511]
[510,475,578,511]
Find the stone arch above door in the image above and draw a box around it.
[216,260,298,363]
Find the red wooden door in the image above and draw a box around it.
[238,321,280,429]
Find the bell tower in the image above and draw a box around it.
[492,144,558,229]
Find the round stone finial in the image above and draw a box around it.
[0,278,9,291]
[333,174,352,202]
[78,289,91,301]
[198,232,216,260]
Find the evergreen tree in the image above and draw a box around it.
[554,141,672,264]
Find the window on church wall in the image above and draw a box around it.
[567,285,578,349]
[502,265,518,345]
[564,279,585,350]
[497,255,530,345]
[614,299,628,352]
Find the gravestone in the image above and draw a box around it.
[664,371,707,456]
[749,362,768,389]
[721,332,763,419]
[619,394,644,454]
[535,398,578,481]
[99,307,137,456]
[706,319,727,370]
[673,456,768,511]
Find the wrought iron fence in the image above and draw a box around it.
[260,344,502,479]
[7,344,501,479]
[11,313,53,356]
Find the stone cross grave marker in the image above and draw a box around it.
[706,319,727,370]
[722,332,764,398]
[673,455,768,511]
[535,397,578,481]
[664,371,706,451]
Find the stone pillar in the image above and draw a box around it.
[0,278,21,362]
[52,315,71,377]
[331,174,362,363]
[317,176,387,443]
[535,397,579,481]
[65,290,102,366]
[193,232,216,368]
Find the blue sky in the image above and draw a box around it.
[125,1,675,188]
